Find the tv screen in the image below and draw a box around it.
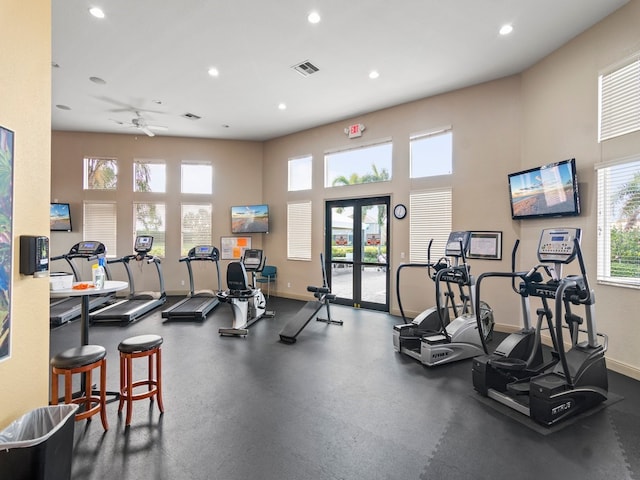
[231,204,269,233]
[508,158,580,220]
[50,203,72,231]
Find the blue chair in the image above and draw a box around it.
[255,265,277,299]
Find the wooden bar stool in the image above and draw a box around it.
[51,345,109,430]
[118,334,164,427]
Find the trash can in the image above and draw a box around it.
[0,404,78,480]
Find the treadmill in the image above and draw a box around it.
[89,235,166,324]
[162,245,221,321]
[50,241,112,326]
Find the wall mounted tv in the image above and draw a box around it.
[231,204,269,233]
[508,158,580,220]
[50,202,73,231]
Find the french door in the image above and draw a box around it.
[325,196,390,311]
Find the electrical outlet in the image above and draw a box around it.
[181,280,185,286]
[401,252,405,259]
[287,282,291,288]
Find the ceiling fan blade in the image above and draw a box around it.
[147,125,168,131]
[140,126,155,137]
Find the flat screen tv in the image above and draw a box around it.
[231,204,269,233]
[50,202,72,231]
[508,158,580,220]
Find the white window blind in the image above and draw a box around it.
[595,156,640,287]
[287,201,312,260]
[599,54,640,142]
[83,201,117,257]
[409,188,452,263]
[181,204,212,256]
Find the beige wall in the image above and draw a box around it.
[0,1,51,428]
[50,132,264,293]
[519,0,640,378]
[262,76,523,332]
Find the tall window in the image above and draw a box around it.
[83,201,117,257]
[410,128,453,178]
[596,157,640,288]
[134,160,166,193]
[325,141,392,187]
[134,203,166,257]
[181,162,212,194]
[409,188,452,262]
[287,201,312,261]
[84,157,118,190]
[181,204,212,255]
[599,54,640,142]
[288,155,312,191]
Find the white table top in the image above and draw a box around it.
[50,280,128,298]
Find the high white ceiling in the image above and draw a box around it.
[52,0,628,141]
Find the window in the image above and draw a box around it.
[599,54,640,142]
[288,155,312,191]
[409,188,452,263]
[325,141,392,187]
[181,162,212,194]
[596,157,640,288]
[181,204,212,255]
[84,157,117,190]
[134,160,166,193]
[134,203,166,257]
[410,129,453,178]
[83,201,117,257]
[287,201,312,260]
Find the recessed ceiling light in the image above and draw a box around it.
[499,24,513,35]
[278,103,287,110]
[89,7,105,18]
[308,11,321,24]
[369,70,380,79]
[208,67,220,77]
[56,105,71,110]
[89,76,106,84]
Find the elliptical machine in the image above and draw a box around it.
[394,231,494,366]
[472,228,608,427]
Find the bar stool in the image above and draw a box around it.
[50,345,109,430]
[118,334,164,427]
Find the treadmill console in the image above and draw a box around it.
[444,231,471,257]
[134,235,154,254]
[242,249,263,272]
[70,241,106,257]
[537,228,581,264]
[190,245,220,261]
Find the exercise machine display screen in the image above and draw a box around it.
[537,228,581,263]
[134,235,154,254]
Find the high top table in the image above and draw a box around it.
[50,280,128,345]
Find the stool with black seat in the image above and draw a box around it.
[117,334,164,427]
[50,345,109,430]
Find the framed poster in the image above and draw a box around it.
[0,126,14,362]
[220,236,252,260]
[468,231,502,260]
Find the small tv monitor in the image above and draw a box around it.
[231,204,269,233]
[50,203,72,231]
[508,158,580,220]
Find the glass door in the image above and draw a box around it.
[325,196,390,311]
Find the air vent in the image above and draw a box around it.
[292,60,320,77]
[182,113,201,120]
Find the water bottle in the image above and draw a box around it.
[92,258,106,289]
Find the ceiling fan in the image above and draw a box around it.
[112,112,167,137]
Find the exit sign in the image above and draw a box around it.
[345,123,365,139]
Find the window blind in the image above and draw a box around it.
[409,188,452,263]
[599,55,640,142]
[287,201,312,260]
[83,201,117,257]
